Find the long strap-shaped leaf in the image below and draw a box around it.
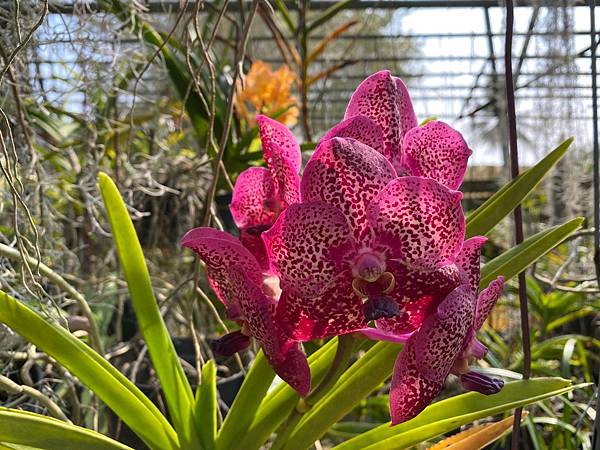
[98,173,197,448]
[238,338,340,450]
[282,342,401,450]
[195,360,217,450]
[480,217,583,287]
[332,378,583,450]
[466,137,573,238]
[0,408,132,450]
[0,291,178,450]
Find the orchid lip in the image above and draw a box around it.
[364,295,400,321]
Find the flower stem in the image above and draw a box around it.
[270,335,356,450]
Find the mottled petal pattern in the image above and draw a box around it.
[390,284,475,424]
[301,137,396,238]
[257,114,302,172]
[321,115,385,155]
[474,276,505,330]
[228,267,310,396]
[390,343,444,425]
[345,70,417,170]
[345,70,402,162]
[180,228,262,317]
[276,271,365,341]
[455,236,487,292]
[402,121,472,190]
[367,177,465,269]
[230,167,278,229]
[393,76,418,142]
[376,261,461,335]
[263,202,356,298]
[238,227,270,271]
[414,285,476,381]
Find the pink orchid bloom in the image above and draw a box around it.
[261,71,505,423]
[180,227,310,396]
[390,238,505,424]
[262,136,467,341]
[323,70,472,190]
[230,115,302,267]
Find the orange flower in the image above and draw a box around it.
[235,61,299,127]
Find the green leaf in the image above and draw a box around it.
[307,0,359,32]
[0,291,178,450]
[215,351,275,450]
[480,218,583,287]
[333,378,583,450]
[195,360,217,450]
[98,172,196,448]
[0,408,132,450]
[282,342,401,450]
[272,0,296,34]
[466,138,573,238]
[239,338,339,450]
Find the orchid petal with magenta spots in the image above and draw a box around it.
[321,115,385,155]
[367,176,465,269]
[390,284,475,424]
[180,227,310,396]
[262,202,356,299]
[401,121,472,190]
[301,137,396,239]
[345,70,417,170]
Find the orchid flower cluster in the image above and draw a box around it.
[181,70,505,424]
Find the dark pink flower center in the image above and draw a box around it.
[353,252,386,282]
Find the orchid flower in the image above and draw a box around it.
[323,70,471,190]
[230,115,302,267]
[261,70,505,423]
[390,239,505,424]
[262,136,466,341]
[180,227,310,396]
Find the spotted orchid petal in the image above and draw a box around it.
[393,77,418,141]
[262,202,356,299]
[230,167,278,229]
[345,70,417,170]
[301,137,396,239]
[474,276,505,331]
[228,267,310,396]
[455,236,487,292]
[401,121,472,190]
[390,284,476,424]
[256,115,302,207]
[256,114,302,172]
[367,176,465,269]
[275,271,365,341]
[321,115,385,155]
[375,261,461,335]
[238,228,270,271]
[180,228,263,318]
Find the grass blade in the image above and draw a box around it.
[480,218,583,287]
